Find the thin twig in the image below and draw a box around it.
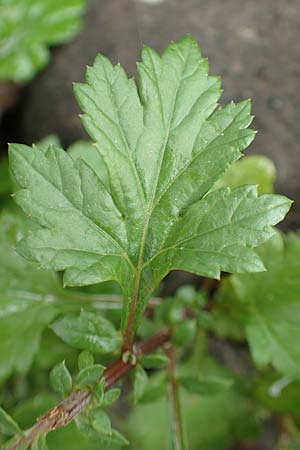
[4,329,170,450]
[166,346,188,450]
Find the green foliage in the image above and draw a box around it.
[9,36,291,335]
[0,206,124,382]
[50,311,122,354]
[0,408,21,436]
[0,211,62,381]
[132,365,148,404]
[32,435,48,450]
[128,357,262,450]
[255,373,300,417]
[89,408,111,435]
[78,351,94,371]
[140,353,169,369]
[76,364,105,387]
[216,154,276,194]
[172,320,197,347]
[102,389,121,407]
[0,0,86,82]
[218,232,300,377]
[175,285,207,308]
[0,209,122,381]
[49,361,72,397]
[76,415,129,448]
[136,372,168,404]
[0,35,297,450]
[178,375,233,396]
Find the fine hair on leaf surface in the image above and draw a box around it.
[8,35,291,345]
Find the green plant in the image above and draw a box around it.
[0,0,86,82]
[0,36,299,450]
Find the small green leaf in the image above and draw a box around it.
[216,155,276,194]
[102,388,121,407]
[132,366,148,404]
[76,416,129,446]
[78,351,94,370]
[197,311,214,329]
[138,371,168,404]
[92,379,105,405]
[176,286,207,307]
[155,299,184,326]
[140,353,170,369]
[221,232,300,377]
[76,364,105,387]
[50,311,122,353]
[172,320,197,347]
[176,286,197,306]
[49,361,72,397]
[178,375,233,395]
[109,429,129,447]
[32,435,48,450]
[210,276,246,341]
[0,407,22,436]
[0,0,86,82]
[90,408,112,435]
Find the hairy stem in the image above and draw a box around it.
[124,269,142,350]
[5,329,170,450]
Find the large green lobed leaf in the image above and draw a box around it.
[9,36,291,332]
[224,232,300,377]
[0,0,86,82]
[0,211,63,380]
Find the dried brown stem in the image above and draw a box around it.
[4,329,170,450]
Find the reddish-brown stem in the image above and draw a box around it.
[4,329,171,450]
[104,359,132,390]
[138,328,170,355]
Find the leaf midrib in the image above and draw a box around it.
[124,45,193,332]
[135,45,191,275]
